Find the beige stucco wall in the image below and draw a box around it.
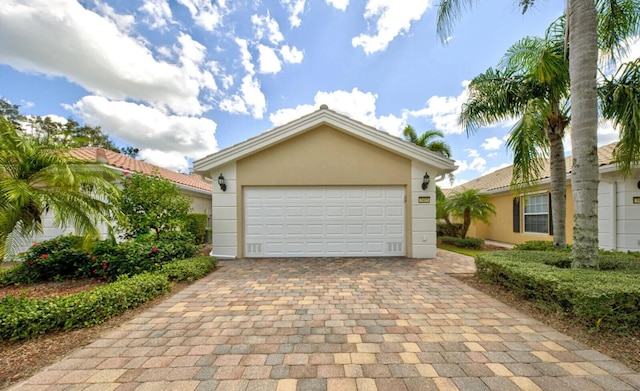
[235,124,412,258]
[467,184,574,245]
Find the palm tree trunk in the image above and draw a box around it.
[569,0,599,268]
[547,127,566,248]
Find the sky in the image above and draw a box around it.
[1,0,638,188]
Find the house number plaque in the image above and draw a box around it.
[633,197,640,204]
[418,196,431,203]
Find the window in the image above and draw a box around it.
[523,194,549,233]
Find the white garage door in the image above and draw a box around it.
[244,186,405,257]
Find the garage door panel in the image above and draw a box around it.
[326,224,344,236]
[387,224,404,235]
[305,206,323,217]
[245,186,405,257]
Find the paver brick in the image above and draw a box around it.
[7,257,639,391]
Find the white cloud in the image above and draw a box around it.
[0,0,214,116]
[269,87,404,136]
[235,38,255,75]
[65,96,218,171]
[408,81,469,134]
[450,149,487,177]
[481,136,502,151]
[280,45,304,64]
[257,45,282,74]
[352,0,433,55]
[252,13,284,45]
[138,149,190,173]
[240,75,267,119]
[280,0,306,28]
[175,0,225,31]
[139,0,173,29]
[95,1,135,32]
[326,0,349,11]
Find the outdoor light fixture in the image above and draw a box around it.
[218,173,227,192]
[422,172,430,190]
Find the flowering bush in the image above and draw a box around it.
[2,235,91,284]
[1,232,198,285]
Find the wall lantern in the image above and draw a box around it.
[421,172,430,190]
[218,173,227,192]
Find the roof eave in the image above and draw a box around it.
[193,109,456,175]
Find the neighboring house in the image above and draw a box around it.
[8,147,212,257]
[193,105,456,259]
[448,142,640,251]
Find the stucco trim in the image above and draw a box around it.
[194,107,456,176]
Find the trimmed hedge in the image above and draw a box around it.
[160,256,217,282]
[0,272,170,341]
[514,240,572,251]
[0,256,218,341]
[475,251,640,333]
[440,236,484,249]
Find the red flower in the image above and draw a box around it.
[27,260,33,265]
[102,263,108,270]
[122,170,130,175]
[151,247,158,253]
[93,269,97,274]
[31,243,38,248]
[40,254,49,259]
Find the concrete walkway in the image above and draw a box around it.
[10,251,639,390]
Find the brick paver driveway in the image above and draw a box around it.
[12,251,640,391]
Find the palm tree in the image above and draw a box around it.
[447,189,496,239]
[0,118,122,260]
[402,125,452,158]
[460,19,570,248]
[436,0,640,268]
[403,125,455,184]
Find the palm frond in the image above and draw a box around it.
[506,102,550,191]
[436,0,476,43]
[599,59,640,176]
[596,0,640,64]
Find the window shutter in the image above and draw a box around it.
[513,198,520,233]
[548,193,553,235]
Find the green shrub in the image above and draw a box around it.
[185,214,208,244]
[0,272,170,341]
[436,222,462,237]
[514,240,572,251]
[440,236,484,249]
[88,236,198,281]
[160,256,217,282]
[1,236,91,284]
[475,251,640,333]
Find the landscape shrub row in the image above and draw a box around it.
[0,233,198,285]
[440,235,484,249]
[475,251,640,333]
[0,256,217,341]
[436,222,462,238]
[160,256,217,282]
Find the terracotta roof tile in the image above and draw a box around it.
[69,147,212,192]
[449,141,618,194]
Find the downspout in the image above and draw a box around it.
[611,180,617,251]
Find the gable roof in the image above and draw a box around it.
[447,141,618,194]
[70,147,212,192]
[193,105,457,175]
